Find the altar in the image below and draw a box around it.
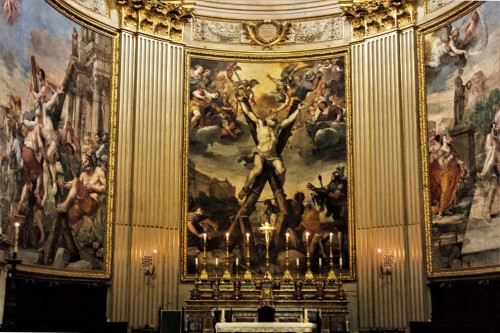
[185,215,349,333]
[215,322,316,332]
[184,298,348,333]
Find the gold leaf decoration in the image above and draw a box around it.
[116,0,194,41]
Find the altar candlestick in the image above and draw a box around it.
[338,231,342,252]
[244,232,252,281]
[327,231,336,283]
[304,232,313,283]
[338,231,343,269]
[283,232,292,282]
[13,222,20,254]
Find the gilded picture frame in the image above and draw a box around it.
[0,0,119,278]
[181,49,355,282]
[418,1,500,278]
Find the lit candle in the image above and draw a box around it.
[13,222,20,254]
[296,258,299,267]
[246,232,250,243]
[203,233,207,241]
[236,258,239,266]
[339,257,343,269]
[215,258,218,266]
[286,232,289,243]
[305,232,309,242]
[195,257,198,266]
[226,232,229,243]
[319,258,322,266]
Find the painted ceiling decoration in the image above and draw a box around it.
[426,0,453,14]
[71,0,110,16]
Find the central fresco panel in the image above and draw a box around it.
[181,52,354,281]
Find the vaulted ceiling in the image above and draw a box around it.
[193,0,342,19]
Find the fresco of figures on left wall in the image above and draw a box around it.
[0,0,113,273]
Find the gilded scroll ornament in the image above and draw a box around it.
[116,0,194,40]
[242,21,292,50]
[341,0,416,39]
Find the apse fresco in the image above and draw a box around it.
[182,54,354,281]
[422,2,500,276]
[0,1,115,276]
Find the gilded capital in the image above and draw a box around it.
[116,0,195,41]
[341,0,416,39]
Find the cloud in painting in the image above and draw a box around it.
[25,29,72,85]
[0,54,29,102]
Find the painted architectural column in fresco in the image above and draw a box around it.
[91,78,102,135]
[73,87,84,139]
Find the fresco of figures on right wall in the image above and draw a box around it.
[421,2,500,276]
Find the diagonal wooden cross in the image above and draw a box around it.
[227,97,301,263]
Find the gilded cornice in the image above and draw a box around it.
[341,0,416,40]
[116,0,195,41]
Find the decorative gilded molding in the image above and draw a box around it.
[341,0,416,39]
[242,21,291,50]
[116,0,194,40]
[192,16,344,46]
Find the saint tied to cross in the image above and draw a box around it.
[225,63,324,268]
[226,95,302,263]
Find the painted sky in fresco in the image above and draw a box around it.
[0,0,76,106]
[426,2,500,124]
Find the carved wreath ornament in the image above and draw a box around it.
[242,20,292,49]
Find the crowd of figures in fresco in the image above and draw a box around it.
[185,56,350,277]
[0,3,112,271]
[424,4,500,271]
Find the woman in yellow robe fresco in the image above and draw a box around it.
[431,134,462,219]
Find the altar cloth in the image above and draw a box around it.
[215,322,315,332]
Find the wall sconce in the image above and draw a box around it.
[377,249,395,276]
[142,249,157,278]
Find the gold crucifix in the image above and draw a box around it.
[259,217,275,281]
[259,219,275,244]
